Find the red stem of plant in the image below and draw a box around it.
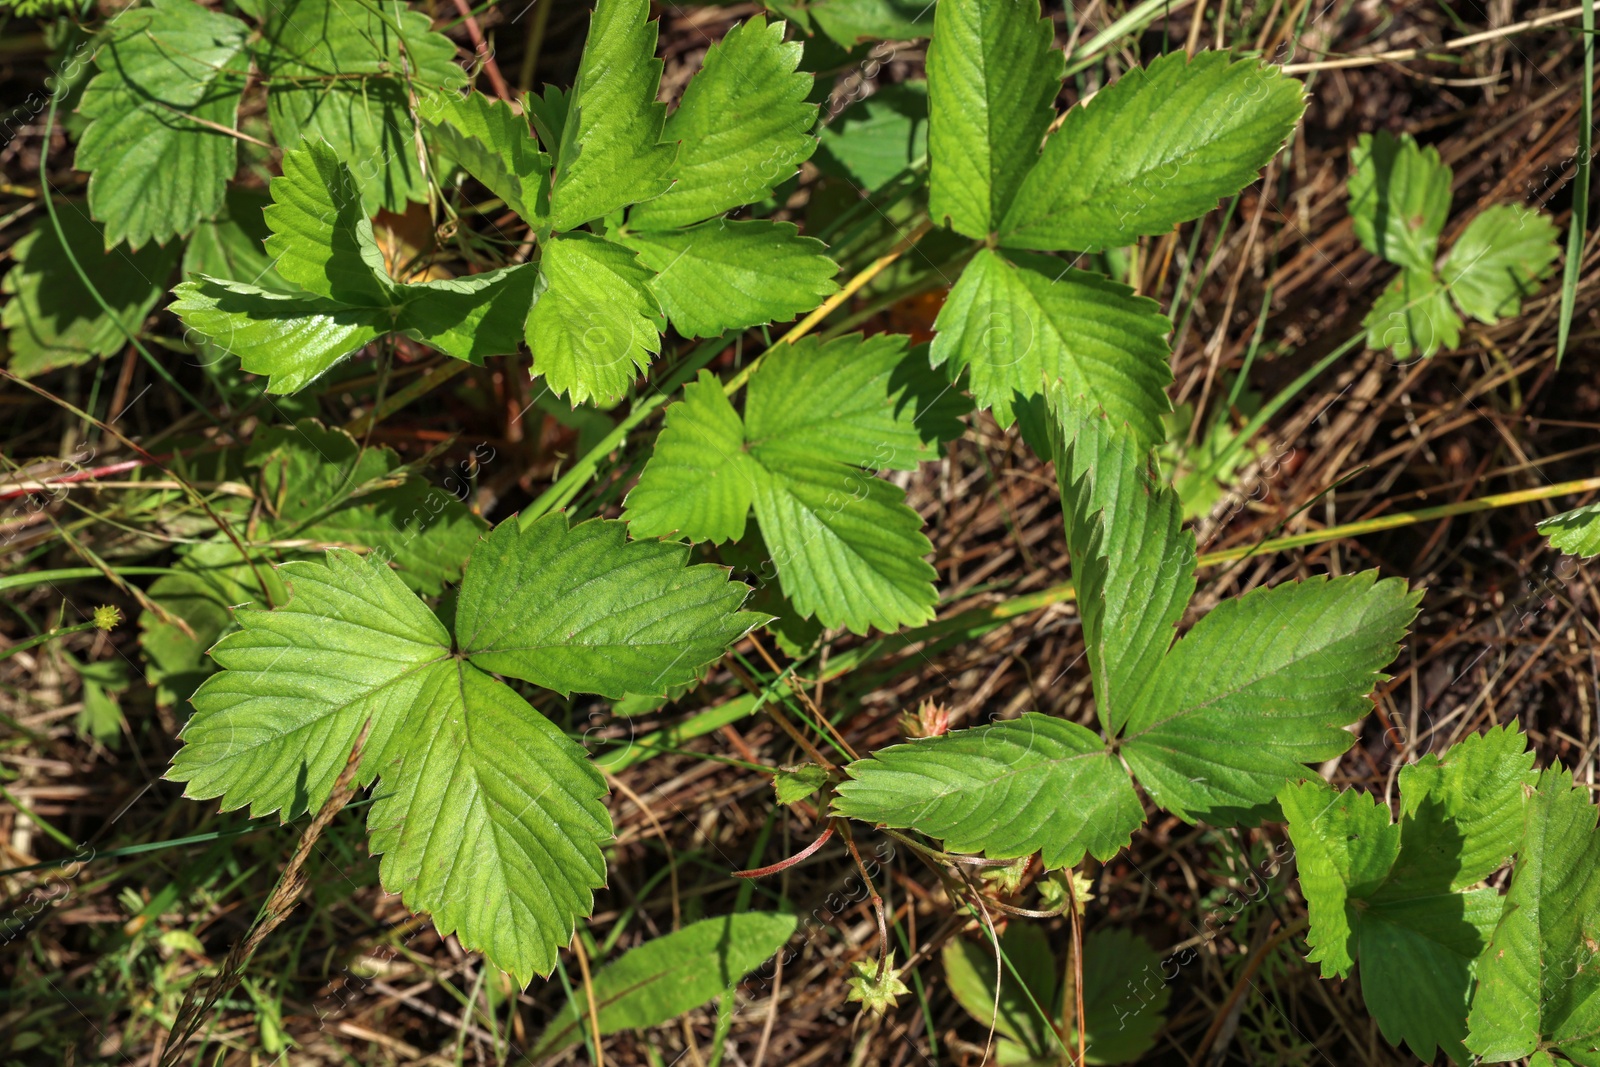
[733,823,835,879]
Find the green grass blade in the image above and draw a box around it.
[1558,0,1594,366]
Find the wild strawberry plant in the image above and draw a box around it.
[6,0,1591,1058]
[1354,130,1562,359]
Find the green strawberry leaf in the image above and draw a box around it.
[620,219,839,338]
[524,232,662,404]
[419,89,552,226]
[625,335,968,634]
[1364,267,1463,359]
[169,512,757,983]
[629,16,817,230]
[1441,203,1561,323]
[1348,131,1452,272]
[549,0,676,231]
[930,247,1174,440]
[1284,724,1535,1064]
[834,713,1143,869]
[75,0,250,250]
[3,208,180,377]
[1468,765,1600,1063]
[258,0,466,212]
[926,0,1062,239]
[1540,502,1600,558]
[171,141,539,393]
[1000,52,1304,252]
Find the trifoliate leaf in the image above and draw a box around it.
[848,953,912,1015]
[926,0,1062,239]
[629,16,816,230]
[171,141,539,392]
[1468,766,1600,1063]
[1348,131,1452,272]
[931,248,1173,440]
[808,0,933,45]
[182,188,285,290]
[834,713,1144,869]
[1441,203,1561,323]
[620,220,839,338]
[75,0,250,249]
[1540,502,1600,558]
[419,90,551,226]
[258,0,466,212]
[774,764,829,804]
[1051,396,1195,737]
[1364,267,1463,359]
[461,513,762,699]
[1000,52,1304,252]
[814,81,928,192]
[1123,571,1420,819]
[1284,724,1535,1064]
[624,335,966,634]
[549,0,676,231]
[170,513,758,982]
[524,232,662,404]
[2,208,179,377]
[531,912,799,1057]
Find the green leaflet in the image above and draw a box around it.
[1363,267,1462,360]
[181,188,286,290]
[1349,131,1452,272]
[942,926,1169,1065]
[624,335,969,634]
[629,16,817,230]
[1540,502,1600,558]
[1282,724,1536,1063]
[836,399,1416,870]
[257,0,465,212]
[926,0,1062,239]
[550,0,676,230]
[2,207,180,377]
[531,912,797,1056]
[419,90,551,225]
[1442,204,1562,322]
[1122,569,1420,819]
[834,714,1144,867]
[619,220,839,339]
[814,81,928,192]
[931,248,1173,438]
[139,419,486,704]
[805,0,934,45]
[774,764,829,804]
[1052,396,1194,737]
[170,141,539,393]
[167,514,761,983]
[75,0,250,250]
[1349,133,1561,358]
[998,51,1305,252]
[1468,766,1600,1062]
[524,232,662,404]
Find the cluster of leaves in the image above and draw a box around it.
[833,389,1420,869]
[1354,130,1561,359]
[166,510,764,983]
[1284,723,1600,1066]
